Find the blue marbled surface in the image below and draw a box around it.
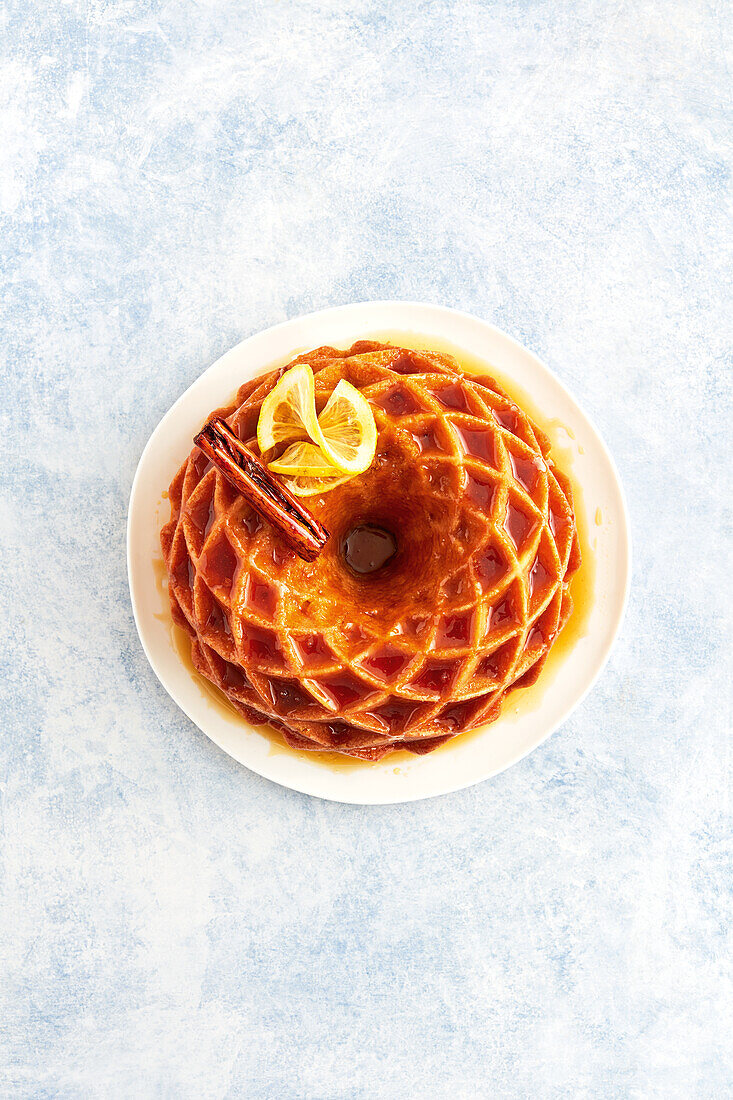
[1,2,731,1096]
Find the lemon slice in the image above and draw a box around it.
[257,363,321,454]
[280,471,353,497]
[268,441,339,478]
[316,379,377,474]
[257,365,378,485]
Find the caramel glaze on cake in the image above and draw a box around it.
[161,342,581,761]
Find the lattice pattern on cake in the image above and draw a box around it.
[161,342,581,760]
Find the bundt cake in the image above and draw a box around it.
[161,341,581,761]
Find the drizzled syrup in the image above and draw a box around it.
[342,525,397,575]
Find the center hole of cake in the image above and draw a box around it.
[342,524,397,575]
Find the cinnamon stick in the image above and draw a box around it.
[194,417,329,562]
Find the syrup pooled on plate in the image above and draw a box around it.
[160,341,581,761]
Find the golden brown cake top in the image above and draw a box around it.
[161,342,580,760]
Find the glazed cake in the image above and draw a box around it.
[161,342,580,761]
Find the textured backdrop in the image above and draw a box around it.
[1,1,731,1097]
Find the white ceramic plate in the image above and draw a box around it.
[128,302,631,804]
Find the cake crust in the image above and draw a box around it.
[161,342,580,760]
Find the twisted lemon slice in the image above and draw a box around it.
[268,441,342,477]
[258,364,376,493]
[281,470,352,498]
[257,363,321,453]
[317,379,377,474]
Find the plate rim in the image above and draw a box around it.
[127,301,632,804]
